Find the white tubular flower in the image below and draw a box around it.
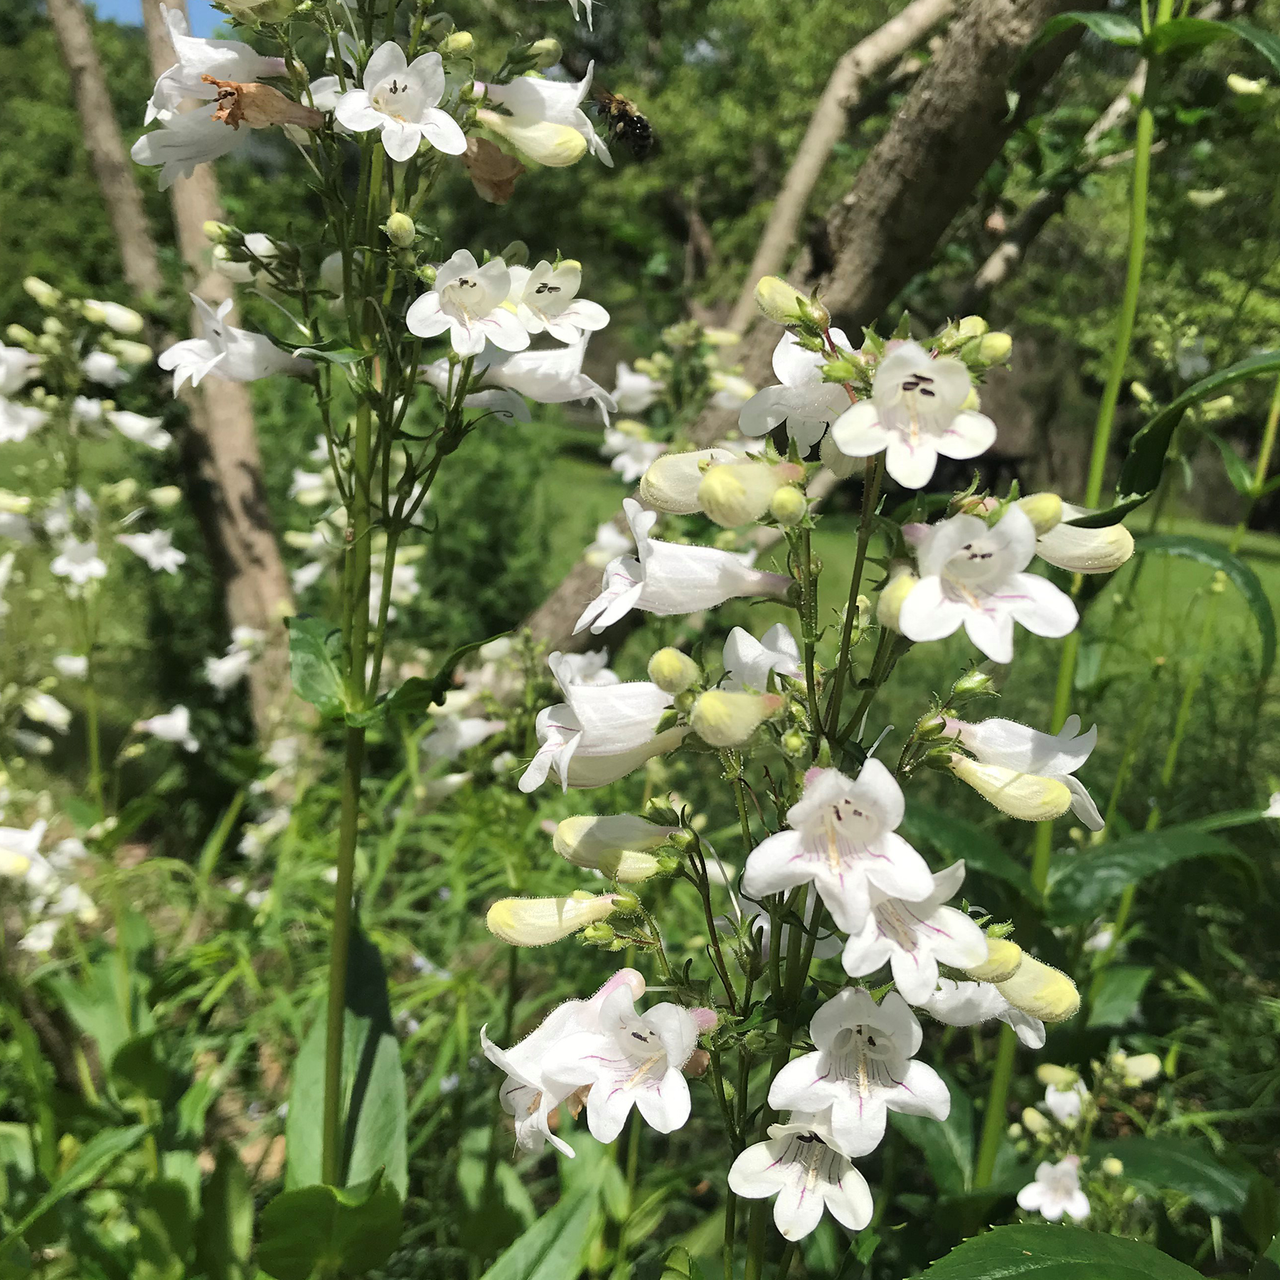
[136,704,198,752]
[117,529,186,574]
[918,977,1046,1050]
[51,538,107,586]
[739,330,852,451]
[54,654,89,680]
[469,340,617,424]
[0,343,38,396]
[639,448,737,514]
[158,295,311,393]
[130,109,249,191]
[948,756,1072,824]
[690,689,782,748]
[741,762,933,933]
[486,891,620,945]
[108,410,171,451]
[602,425,666,481]
[542,983,704,1142]
[0,400,46,444]
[829,341,996,488]
[81,350,128,387]
[508,260,609,344]
[83,300,145,335]
[723,623,802,690]
[897,507,1078,665]
[554,648,619,686]
[946,714,1103,831]
[841,861,989,1005]
[1043,1079,1089,1125]
[477,63,611,168]
[553,814,677,882]
[613,361,663,413]
[334,43,466,162]
[212,232,277,284]
[574,499,792,635]
[519,649,674,793]
[146,5,286,122]
[23,692,71,733]
[422,716,507,762]
[481,968,646,1156]
[406,250,529,357]
[1017,1156,1090,1222]
[728,1110,873,1242]
[770,989,949,1157]
[585,519,634,569]
[1036,502,1136,574]
[0,820,46,879]
[205,648,253,691]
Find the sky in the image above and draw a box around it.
[91,0,222,36]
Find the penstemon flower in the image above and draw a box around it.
[722,623,802,691]
[1017,1156,1090,1222]
[739,330,853,451]
[918,977,1046,1049]
[612,361,663,413]
[406,251,529,356]
[897,507,1078,664]
[158,295,312,392]
[477,64,611,168]
[50,538,107,586]
[135,704,198,752]
[117,529,186,575]
[507,261,610,343]
[334,43,466,162]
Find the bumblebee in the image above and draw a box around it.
[592,88,655,161]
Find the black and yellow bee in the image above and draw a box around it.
[592,87,656,161]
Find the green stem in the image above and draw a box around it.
[973,1023,1018,1188]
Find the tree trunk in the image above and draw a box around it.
[727,0,957,334]
[138,0,297,739]
[526,0,1099,653]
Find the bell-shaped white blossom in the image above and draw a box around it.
[917,977,1046,1049]
[723,623,802,690]
[158,295,311,393]
[205,626,264,693]
[131,108,249,191]
[51,538,107,586]
[422,715,507,761]
[81,350,128,387]
[574,499,792,635]
[136,704,198,752]
[946,714,1103,831]
[602,425,666,481]
[770,989,950,1157]
[542,983,705,1143]
[465,341,617,424]
[742,762,933,932]
[740,330,852,451]
[728,1109,873,1242]
[1042,1079,1089,1125]
[406,251,529,357]
[519,650,673,792]
[54,654,89,680]
[830,341,996,488]
[840,861,989,1004]
[1035,501,1136,574]
[146,5,287,122]
[508,261,609,344]
[117,529,185,575]
[1017,1156,1090,1222]
[613,361,663,414]
[0,399,46,444]
[109,409,171,451]
[478,63,611,168]
[897,507,1077,665]
[0,343,37,396]
[334,44,466,162]
[481,968,646,1156]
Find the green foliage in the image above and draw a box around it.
[926,1225,1204,1278]
[1091,1136,1252,1215]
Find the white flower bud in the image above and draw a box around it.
[690,690,782,747]
[754,276,808,325]
[977,332,1012,362]
[384,213,416,248]
[23,277,61,310]
[964,936,1023,983]
[877,563,919,632]
[485,891,619,946]
[1036,504,1135,574]
[638,448,736,514]
[697,461,800,528]
[1017,492,1063,535]
[648,647,700,694]
[148,486,183,510]
[553,814,677,883]
[528,37,562,68]
[477,110,588,166]
[0,491,32,514]
[999,957,1081,1024]
[84,300,144,335]
[1035,1064,1079,1089]
[1227,73,1266,95]
[1121,1052,1161,1084]
[948,754,1072,822]
[111,340,153,366]
[1021,1106,1051,1136]
[769,486,807,526]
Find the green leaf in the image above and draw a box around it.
[1115,350,1280,507]
[890,1076,974,1196]
[901,804,1034,900]
[112,1032,177,1102]
[1148,17,1234,55]
[285,925,408,1199]
[288,337,366,366]
[388,633,506,718]
[1134,533,1276,679]
[1094,1136,1251,1214]
[1033,11,1144,51]
[1197,428,1257,495]
[926,1225,1203,1278]
[257,1173,402,1280]
[1087,965,1153,1028]
[1,1124,149,1249]
[1226,20,1280,77]
[196,1146,253,1280]
[1045,825,1244,924]
[286,615,347,719]
[478,1186,598,1280]
[1251,1232,1280,1280]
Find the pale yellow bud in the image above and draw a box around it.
[1036,1064,1079,1089]
[648,647,701,694]
[0,491,32,515]
[877,563,919,632]
[1021,1107,1051,1136]
[754,276,808,325]
[703,328,740,347]
[956,315,989,340]
[147,485,183,510]
[639,448,735,514]
[769,486,807,526]
[23,277,61,309]
[1036,504,1135,575]
[1017,492,1063,536]
[1122,1052,1161,1084]
[1101,1157,1125,1177]
[553,814,676,883]
[949,755,1072,822]
[111,340,153,366]
[438,30,474,55]
[1227,73,1266,95]
[698,461,800,528]
[528,37,562,68]
[84,300,144,335]
[384,212,416,248]
[1130,380,1153,405]
[0,846,32,878]
[977,332,1012,363]
[964,937,1023,983]
[486,891,619,946]
[477,110,588,166]
[1000,958,1081,1024]
[690,690,783,747]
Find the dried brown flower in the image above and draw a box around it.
[201,76,324,132]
